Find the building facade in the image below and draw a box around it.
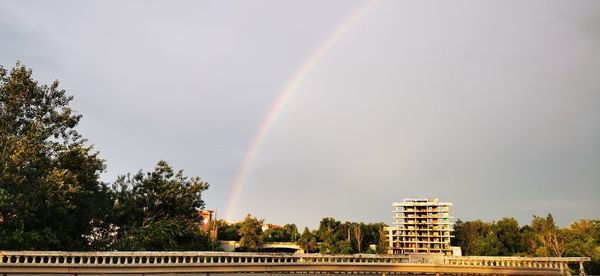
[385,198,454,255]
[199,210,218,241]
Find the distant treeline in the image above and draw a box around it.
[217,214,599,274]
[217,216,388,254]
[453,215,599,273]
[1,63,598,273]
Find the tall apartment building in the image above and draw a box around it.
[385,198,454,255]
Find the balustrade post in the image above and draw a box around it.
[579,261,586,276]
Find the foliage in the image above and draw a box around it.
[283,223,300,242]
[377,225,389,254]
[453,219,502,256]
[297,227,318,253]
[317,217,342,253]
[315,217,387,254]
[354,223,364,253]
[563,220,600,274]
[110,160,210,250]
[114,218,210,251]
[0,63,110,250]
[495,217,523,255]
[362,222,388,253]
[262,223,299,242]
[216,219,241,241]
[454,215,599,274]
[238,214,263,251]
[528,214,565,257]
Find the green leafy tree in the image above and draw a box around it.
[314,218,389,254]
[453,219,503,256]
[0,63,110,250]
[262,224,298,242]
[317,217,344,253]
[336,240,354,254]
[216,219,241,241]
[262,227,286,242]
[283,223,299,242]
[238,214,263,251]
[115,218,210,250]
[353,223,364,253]
[297,227,318,253]
[332,221,356,254]
[360,222,387,253]
[111,160,210,250]
[528,214,565,257]
[519,224,536,255]
[564,220,600,274]
[495,217,523,255]
[378,225,389,254]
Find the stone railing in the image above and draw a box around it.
[444,256,590,275]
[0,251,408,266]
[0,251,591,275]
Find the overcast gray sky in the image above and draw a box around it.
[1,0,599,228]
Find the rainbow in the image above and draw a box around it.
[224,0,377,220]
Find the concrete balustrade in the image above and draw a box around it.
[0,251,591,275]
[0,251,409,266]
[444,255,588,268]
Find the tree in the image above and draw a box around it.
[565,220,598,257]
[528,214,566,257]
[111,160,210,250]
[216,220,241,241]
[378,225,389,254]
[495,217,523,255]
[354,223,364,253]
[238,214,263,251]
[297,227,318,253]
[0,63,110,250]
[359,222,387,253]
[564,220,600,274]
[262,223,299,242]
[317,217,344,253]
[283,223,299,242]
[114,217,211,251]
[334,221,356,254]
[453,219,503,256]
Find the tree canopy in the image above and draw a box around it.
[0,63,212,251]
[453,215,600,274]
[0,63,109,250]
[239,214,264,251]
[110,160,210,250]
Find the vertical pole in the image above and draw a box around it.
[381,272,386,276]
